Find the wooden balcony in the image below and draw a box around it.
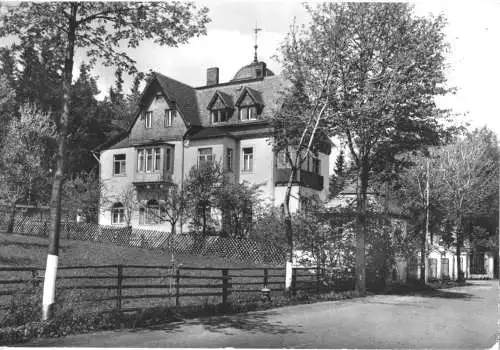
[274,168,324,191]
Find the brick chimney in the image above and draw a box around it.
[206,67,219,86]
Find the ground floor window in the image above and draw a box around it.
[111,202,125,225]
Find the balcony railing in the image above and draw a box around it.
[132,170,173,185]
[274,168,324,191]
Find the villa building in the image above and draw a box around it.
[97,59,331,233]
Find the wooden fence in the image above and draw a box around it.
[0,265,354,313]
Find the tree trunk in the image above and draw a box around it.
[355,163,369,295]
[42,3,77,321]
[420,229,426,283]
[456,216,464,282]
[7,201,16,233]
[283,167,296,292]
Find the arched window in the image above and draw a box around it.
[111,202,125,225]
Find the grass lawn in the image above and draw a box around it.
[0,232,277,269]
[0,232,287,317]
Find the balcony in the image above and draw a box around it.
[132,170,173,187]
[274,168,324,191]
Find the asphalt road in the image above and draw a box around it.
[26,280,498,349]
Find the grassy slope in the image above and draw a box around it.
[0,232,274,269]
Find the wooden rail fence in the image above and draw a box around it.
[0,265,354,313]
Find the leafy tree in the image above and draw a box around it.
[147,184,188,235]
[0,104,56,231]
[395,150,449,282]
[329,150,346,198]
[62,169,101,223]
[0,72,16,147]
[434,128,499,281]
[216,180,262,239]
[184,162,223,236]
[278,3,453,293]
[66,63,103,177]
[0,1,209,319]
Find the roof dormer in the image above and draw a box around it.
[235,87,263,121]
[207,90,234,125]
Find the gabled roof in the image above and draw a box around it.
[235,86,264,106]
[195,75,285,127]
[128,72,201,133]
[207,90,234,110]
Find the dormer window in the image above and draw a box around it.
[235,87,262,122]
[211,109,231,124]
[239,106,257,121]
[207,90,233,125]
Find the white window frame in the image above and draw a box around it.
[239,106,257,121]
[111,203,125,225]
[198,147,214,167]
[242,147,254,172]
[211,109,230,124]
[145,111,153,128]
[164,109,174,127]
[137,147,161,173]
[113,154,126,176]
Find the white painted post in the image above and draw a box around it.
[285,261,293,291]
[42,254,58,320]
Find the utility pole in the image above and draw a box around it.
[424,158,430,283]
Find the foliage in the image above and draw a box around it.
[101,184,139,227]
[62,169,101,223]
[0,104,56,230]
[216,179,262,239]
[184,162,224,236]
[249,205,287,246]
[279,2,454,292]
[329,150,346,198]
[184,162,262,238]
[432,128,499,280]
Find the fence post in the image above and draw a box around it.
[175,267,180,309]
[291,268,297,296]
[316,268,321,294]
[222,269,230,306]
[116,265,123,311]
[263,268,268,287]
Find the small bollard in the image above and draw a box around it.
[261,286,271,302]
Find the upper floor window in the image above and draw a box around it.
[239,106,257,121]
[226,148,233,171]
[242,147,253,172]
[137,147,161,172]
[198,147,214,167]
[211,109,231,124]
[145,111,153,128]
[164,109,174,127]
[113,154,126,176]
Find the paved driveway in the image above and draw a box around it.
[26,280,498,348]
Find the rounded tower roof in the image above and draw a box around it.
[231,61,274,82]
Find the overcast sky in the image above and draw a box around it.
[1,1,499,140]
